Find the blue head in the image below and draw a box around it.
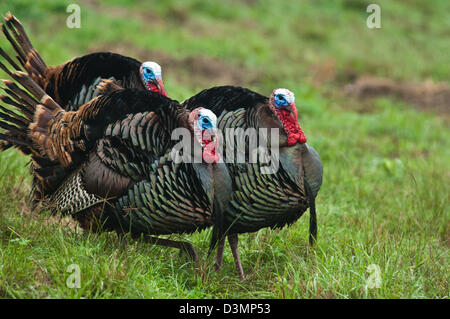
[189,107,220,163]
[196,109,217,131]
[139,61,168,97]
[272,88,295,109]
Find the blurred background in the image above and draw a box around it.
[0,0,448,298]
[1,0,449,109]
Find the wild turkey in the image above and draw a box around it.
[182,86,323,279]
[0,13,170,205]
[0,13,168,113]
[0,70,231,260]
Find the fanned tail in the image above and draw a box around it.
[0,64,63,158]
[0,74,43,155]
[1,12,47,85]
[0,57,65,163]
[0,17,80,204]
[0,66,69,204]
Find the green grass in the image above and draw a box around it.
[0,0,448,298]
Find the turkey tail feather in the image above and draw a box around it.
[0,79,36,154]
[1,13,47,84]
[0,47,22,73]
[0,71,61,158]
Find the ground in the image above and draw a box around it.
[0,0,448,298]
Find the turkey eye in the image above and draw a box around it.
[146,69,151,73]
[202,118,209,123]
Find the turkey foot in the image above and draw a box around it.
[228,233,245,280]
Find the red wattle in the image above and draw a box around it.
[201,132,220,164]
[299,131,307,144]
[146,81,164,95]
[202,150,220,164]
[278,107,307,146]
[157,79,168,97]
[287,131,307,146]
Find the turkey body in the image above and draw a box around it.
[0,71,230,260]
[47,93,214,236]
[36,52,145,111]
[183,85,323,278]
[215,110,309,234]
[183,86,322,233]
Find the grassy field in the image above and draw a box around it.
[0,0,448,298]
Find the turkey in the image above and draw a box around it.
[0,13,170,205]
[0,70,231,260]
[182,86,323,279]
[0,12,168,113]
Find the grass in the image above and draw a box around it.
[0,0,448,298]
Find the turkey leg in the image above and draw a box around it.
[228,233,244,280]
[214,237,225,270]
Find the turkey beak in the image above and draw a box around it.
[155,78,168,97]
